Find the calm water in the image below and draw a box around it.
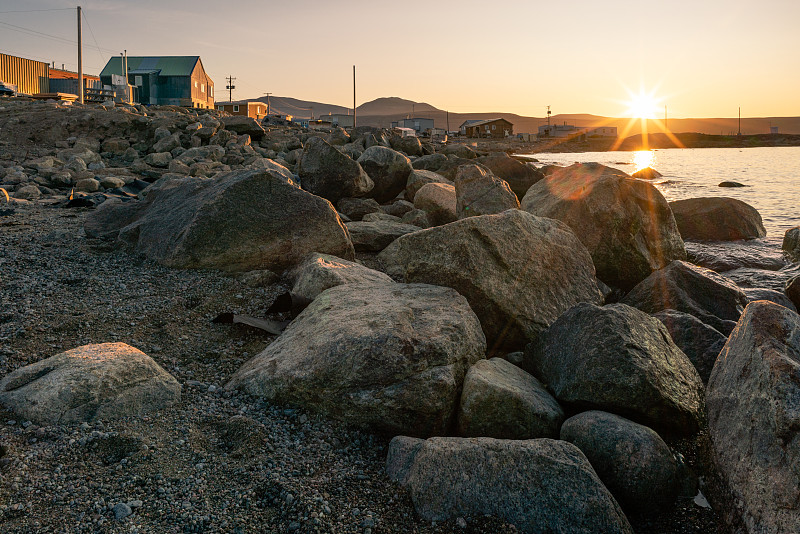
[522,146,800,248]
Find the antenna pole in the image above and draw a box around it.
[738,107,741,136]
[353,65,357,129]
[77,6,83,104]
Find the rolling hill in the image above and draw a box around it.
[235,95,800,136]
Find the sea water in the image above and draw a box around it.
[523,146,800,249]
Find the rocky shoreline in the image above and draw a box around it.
[2,100,799,533]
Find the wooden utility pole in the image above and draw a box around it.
[353,65,356,129]
[264,92,272,116]
[77,6,83,104]
[226,76,236,102]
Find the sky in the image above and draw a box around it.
[1,0,798,118]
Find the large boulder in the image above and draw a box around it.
[478,153,544,198]
[521,163,686,291]
[297,136,373,203]
[405,169,451,202]
[622,260,749,335]
[411,153,448,172]
[290,253,393,302]
[457,358,563,439]
[743,288,797,312]
[221,116,266,139]
[652,309,727,383]
[669,197,766,241]
[706,301,800,533]
[0,343,180,425]
[226,283,486,437]
[686,240,787,272]
[783,226,800,259]
[454,164,519,219]
[412,182,457,226]
[386,436,633,534]
[357,146,413,203]
[390,135,423,157]
[84,167,355,273]
[336,197,381,221]
[560,411,680,512]
[526,303,705,435]
[787,275,800,311]
[379,209,603,353]
[344,220,421,252]
[440,144,478,159]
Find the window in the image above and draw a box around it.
[492,124,496,130]
[217,106,222,110]
[201,83,205,93]
[210,86,213,98]
[257,106,261,114]
[233,105,239,112]
[194,81,198,88]
[134,75,142,86]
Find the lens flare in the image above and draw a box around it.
[633,150,655,172]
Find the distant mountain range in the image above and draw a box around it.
[235,95,800,136]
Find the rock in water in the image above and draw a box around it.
[669,197,766,241]
[0,343,180,425]
[356,146,413,203]
[783,226,800,260]
[477,153,544,199]
[378,209,603,353]
[622,260,748,335]
[706,301,800,533]
[521,162,686,291]
[457,358,563,439]
[787,275,800,310]
[454,164,519,219]
[226,283,486,437]
[84,167,355,273]
[297,136,373,203]
[560,411,680,512]
[652,309,727,383]
[290,253,393,302]
[526,303,704,435]
[632,167,662,180]
[386,436,633,534]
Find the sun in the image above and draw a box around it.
[625,90,660,119]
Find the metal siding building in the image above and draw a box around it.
[48,68,102,95]
[99,56,214,108]
[0,52,49,95]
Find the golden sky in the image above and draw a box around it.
[1,0,798,118]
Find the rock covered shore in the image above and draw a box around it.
[2,99,800,533]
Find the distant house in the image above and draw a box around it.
[463,118,513,138]
[459,119,482,136]
[538,124,617,139]
[319,113,354,128]
[391,117,435,134]
[0,52,49,95]
[216,101,269,120]
[99,56,214,109]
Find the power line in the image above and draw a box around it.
[81,10,106,66]
[0,8,73,14]
[0,19,117,54]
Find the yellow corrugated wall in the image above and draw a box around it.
[0,53,49,94]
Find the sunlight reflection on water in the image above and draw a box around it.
[633,150,655,172]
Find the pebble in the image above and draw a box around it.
[113,502,132,520]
